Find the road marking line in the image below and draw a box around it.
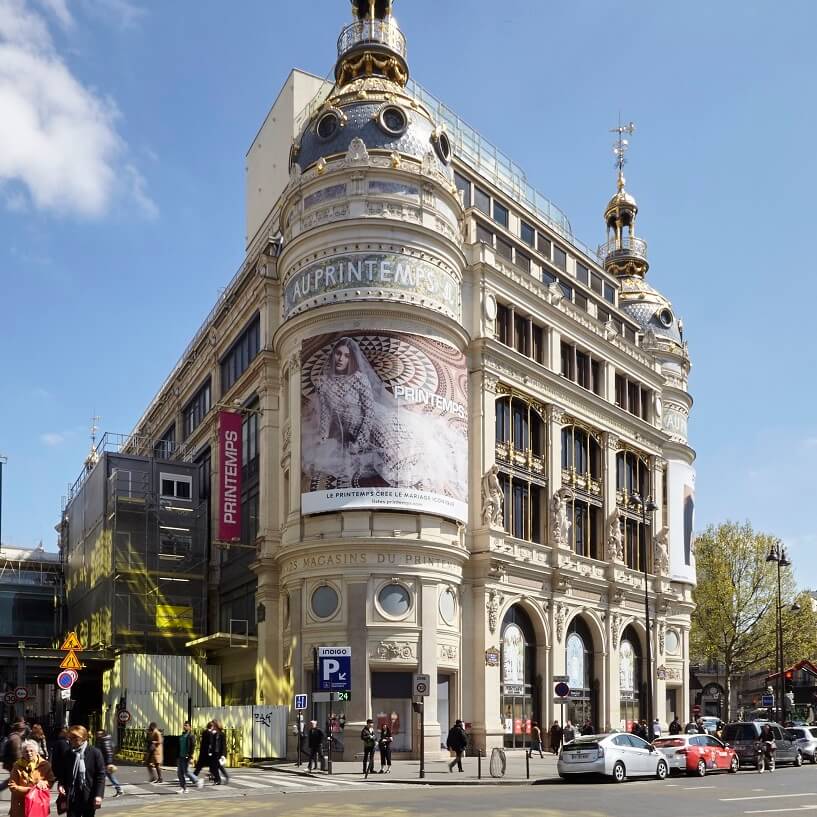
[744,806,817,815]
[682,785,716,789]
[723,794,817,802]
[226,777,275,789]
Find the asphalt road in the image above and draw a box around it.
[76,763,817,817]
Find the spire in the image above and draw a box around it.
[600,119,649,278]
[335,0,408,87]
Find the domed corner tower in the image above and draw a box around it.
[599,125,696,589]
[274,1,469,761]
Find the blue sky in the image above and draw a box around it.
[1,1,815,584]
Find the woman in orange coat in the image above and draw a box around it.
[8,740,55,817]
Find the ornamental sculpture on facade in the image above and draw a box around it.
[611,612,621,648]
[654,526,670,576]
[608,506,625,563]
[556,603,566,643]
[549,488,574,548]
[345,136,369,165]
[481,465,504,527]
[486,589,503,634]
[373,641,414,660]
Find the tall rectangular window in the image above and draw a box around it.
[496,237,513,261]
[520,221,535,246]
[576,263,589,286]
[532,325,544,364]
[154,424,176,459]
[591,272,603,295]
[493,200,509,228]
[516,251,530,272]
[183,379,211,437]
[454,172,471,207]
[604,282,616,304]
[496,303,510,344]
[514,314,529,356]
[476,223,494,245]
[537,233,551,258]
[242,400,260,481]
[474,186,490,215]
[221,314,260,395]
[553,246,567,271]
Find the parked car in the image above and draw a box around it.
[721,722,804,769]
[700,716,721,735]
[557,733,669,783]
[786,726,817,763]
[653,734,739,776]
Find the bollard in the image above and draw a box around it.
[526,748,530,779]
[478,749,482,779]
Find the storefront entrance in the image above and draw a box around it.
[500,605,539,749]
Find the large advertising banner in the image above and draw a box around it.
[300,331,468,522]
[667,459,696,585]
[217,410,242,542]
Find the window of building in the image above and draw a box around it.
[496,303,510,344]
[575,291,588,311]
[616,450,651,499]
[183,379,211,437]
[516,251,530,273]
[242,401,260,481]
[537,233,551,258]
[221,314,260,395]
[513,314,529,357]
[623,325,638,343]
[560,342,603,395]
[159,473,192,500]
[498,472,544,543]
[311,585,339,619]
[560,426,602,481]
[476,223,494,245]
[604,282,616,304]
[614,373,651,420]
[576,263,589,286]
[454,172,471,207]
[158,530,192,562]
[377,584,412,618]
[597,307,610,326]
[553,246,567,271]
[568,498,602,559]
[154,424,176,459]
[493,200,509,227]
[590,272,603,295]
[541,268,556,286]
[520,221,535,246]
[559,279,573,301]
[474,186,490,215]
[241,485,259,545]
[495,304,546,365]
[532,325,544,364]
[496,236,513,260]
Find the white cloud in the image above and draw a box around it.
[0,0,156,217]
[40,432,65,446]
[80,0,144,30]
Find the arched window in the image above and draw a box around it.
[565,616,597,731]
[616,450,653,572]
[561,424,603,558]
[616,450,650,498]
[500,606,539,750]
[495,395,546,544]
[561,426,602,481]
[619,625,643,729]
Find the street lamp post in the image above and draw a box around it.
[766,543,793,722]
[630,492,659,739]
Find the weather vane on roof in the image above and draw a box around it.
[610,118,636,183]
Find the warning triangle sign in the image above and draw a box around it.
[60,632,83,652]
[60,650,82,671]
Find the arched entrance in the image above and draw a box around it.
[500,605,540,749]
[619,624,643,730]
[565,616,599,731]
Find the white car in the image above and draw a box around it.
[557,733,669,783]
[786,726,817,763]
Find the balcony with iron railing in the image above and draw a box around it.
[598,235,648,264]
[337,18,406,58]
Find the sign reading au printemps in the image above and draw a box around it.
[284,253,461,320]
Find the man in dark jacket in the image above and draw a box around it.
[306,720,325,772]
[446,720,468,772]
[548,720,563,754]
[95,729,124,797]
[177,722,203,793]
[193,721,212,777]
[0,722,25,792]
[58,725,105,817]
[580,719,595,736]
[360,719,376,776]
[669,717,682,735]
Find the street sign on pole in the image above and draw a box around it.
[413,673,431,697]
[14,687,27,701]
[552,675,569,683]
[761,693,774,708]
[554,681,570,698]
[317,646,351,691]
[117,710,131,725]
[60,651,82,671]
[294,693,308,710]
[56,672,75,691]
[3,692,15,705]
[59,689,70,701]
[60,632,83,652]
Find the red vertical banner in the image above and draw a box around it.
[218,410,242,542]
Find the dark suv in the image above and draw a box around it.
[721,722,804,769]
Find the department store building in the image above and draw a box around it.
[126,0,696,757]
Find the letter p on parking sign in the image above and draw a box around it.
[317,646,352,691]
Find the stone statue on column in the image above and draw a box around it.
[481,465,503,527]
[608,506,625,563]
[654,526,670,576]
[549,487,573,548]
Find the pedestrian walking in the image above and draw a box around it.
[56,725,105,817]
[360,719,376,776]
[176,722,203,793]
[193,721,212,777]
[652,719,662,740]
[95,729,124,798]
[8,739,55,817]
[378,724,393,773]
[580,719,595,736]
[0,722,25,793]
[210,720,229,785]
[695,718,706,734]
[684,719,698,734]
[549,720,563,754]
[528,721,544,758]
[669,717,682,735]
[446,719,468,773]
[306,721,325,772]
[144,722,164,783]
[30,724,48,760]
[562,720,576,744]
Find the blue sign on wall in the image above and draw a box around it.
[761,693,774,707]
[318,646,352,691]
[294,694,308,710]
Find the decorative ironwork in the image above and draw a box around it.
[337,19,406,58]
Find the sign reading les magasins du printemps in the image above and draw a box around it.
[284,252,461,319]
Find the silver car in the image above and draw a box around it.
[557,733,669,783]
[786,726,817,763]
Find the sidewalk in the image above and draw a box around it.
[262,750,561,785]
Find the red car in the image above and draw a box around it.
[653,734,739,776]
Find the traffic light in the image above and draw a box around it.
[785,670,794,691]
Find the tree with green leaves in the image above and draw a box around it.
[690,521,817,721]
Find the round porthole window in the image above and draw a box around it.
[316,111,340,141]
[433,129,452,164]
[378,105,408,136]
[665,629,680,654]
[658,307,674,327]
[311,585,339,619]
[439,588,457,625]
[378,584,411,617]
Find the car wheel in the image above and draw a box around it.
[696,759,707,777]
[810,753,817,765]
[795,751,803,767]
[729,755,739,774]
[612,761,626,783]
[656,759,668,780]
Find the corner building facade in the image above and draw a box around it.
[130,1,696,758]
